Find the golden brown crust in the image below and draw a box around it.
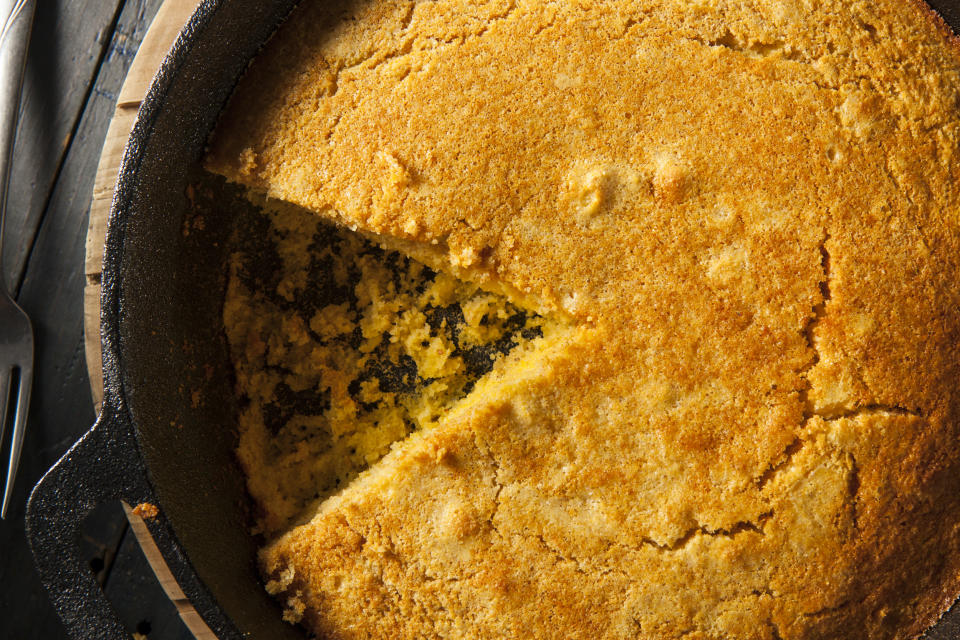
[208,1,960,638]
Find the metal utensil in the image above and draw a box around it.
[0,0,36,519]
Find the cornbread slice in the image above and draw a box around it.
[221,193,564,535]
[207,0,960,637]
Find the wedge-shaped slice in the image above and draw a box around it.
[221,191,568,535]
[207,0,960,637]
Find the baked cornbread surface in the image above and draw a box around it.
[207,1,960,638]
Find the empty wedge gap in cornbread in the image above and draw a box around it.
[207,178,568,535]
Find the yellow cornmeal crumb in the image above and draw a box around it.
[224,199,555,534]
[459,293,515,346]
[264,565,295,595]
[237,147,257,177]
[309,303,355,339]
[417,271,464,306]
[393,308,460,379]
[282,592,306,624]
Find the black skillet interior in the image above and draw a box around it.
[106,1,310,637]
[25,0,960,639]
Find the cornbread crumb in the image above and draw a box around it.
[237,147,257,177]
[264,565,295,596]
[131,503,159,520]
[281,592,306,624]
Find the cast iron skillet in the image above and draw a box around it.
[22,0,960,638]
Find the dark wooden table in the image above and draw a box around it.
[0,1,193,637]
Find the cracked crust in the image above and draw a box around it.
[207,1,960,638]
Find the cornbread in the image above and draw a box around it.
[223,193,560,535]
[207,1,960,638]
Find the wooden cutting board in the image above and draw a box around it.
[83,1,217,638]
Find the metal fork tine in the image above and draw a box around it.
[1,365,30,518]
[0,367,11,464]
[0,0,35,520]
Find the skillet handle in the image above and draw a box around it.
[25,402,154,640]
